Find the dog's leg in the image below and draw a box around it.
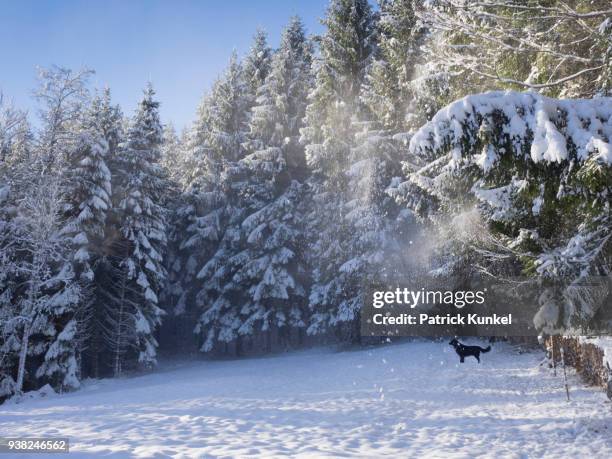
[460,356,464,363]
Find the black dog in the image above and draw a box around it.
[449,338,491,363]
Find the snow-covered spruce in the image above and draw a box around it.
[179,53,252,352]
[194,22,313,352]
[242,29,273,114]
[102,84,167,375]
[228,17,313,348]
[340,0,424,335]
[393,90,612,330]
[61,120,111,283]
[80,88,125,378]
[300,0,378,340]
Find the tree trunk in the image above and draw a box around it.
[114,268,129,377]
[235,335,242,357]
[92,328,100,379]
[266,330,272,353]
[15,323,32,394]
[16,266,40,395]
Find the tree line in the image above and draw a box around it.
[1,0,610,400]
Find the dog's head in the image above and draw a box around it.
[448,338,458,347]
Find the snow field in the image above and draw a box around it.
[1,340,611,458]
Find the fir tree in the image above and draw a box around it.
[103,84,167,374]
[342,0,425,317]
[243,29,273,111]
[80,89,124,378]
[402,91,612,332]
[192,52,262,352]
[204,17,314,350]
[300,0,377,339]
[61,113,111,283]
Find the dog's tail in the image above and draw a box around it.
[480,346,491,353]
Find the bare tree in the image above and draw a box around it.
[34,66,94,169]
[0,92,28,164]
[419,0,612,97]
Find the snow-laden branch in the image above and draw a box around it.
[451,1,612,19]
[409,90,612,166]
[469,66,605,90]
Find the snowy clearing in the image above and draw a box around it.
[1,341,611,458]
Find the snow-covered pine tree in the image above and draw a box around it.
[243,29,273,112]
[342,0,425,322]
[362,0,423,132]
[189,51,250,170]
[160,123,184,186]
[162,59,248,351]
[158,123,198,352]
[192,52,259,352]
[92,88,123,157]
[210,16,314,350]
[246,17,313,173]
[403,91,612,330]
[75,88,125,378]
[164,116,216,322]
[58,92,118,380]
[102,84,167,375]
[299,0,377,340]
[61,108,111,283]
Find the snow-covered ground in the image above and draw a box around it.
[1,340,611,458]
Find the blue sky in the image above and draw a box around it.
[0,0,328,130]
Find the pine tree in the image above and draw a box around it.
[342,0,425,315]
[192,52,260,352]
[160,123,184,186]
[75,89,125,378]
[243,29,273,111]
[163,78,231,348]
[300,0,377,339]
[211,16,314,349]
[59,91,121,381]
[163,54,250,353]
[61,112,111,283]
[103,84,167,375]
[158,123,199,351]
[403,91,612,332]
[362,0,423,132]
